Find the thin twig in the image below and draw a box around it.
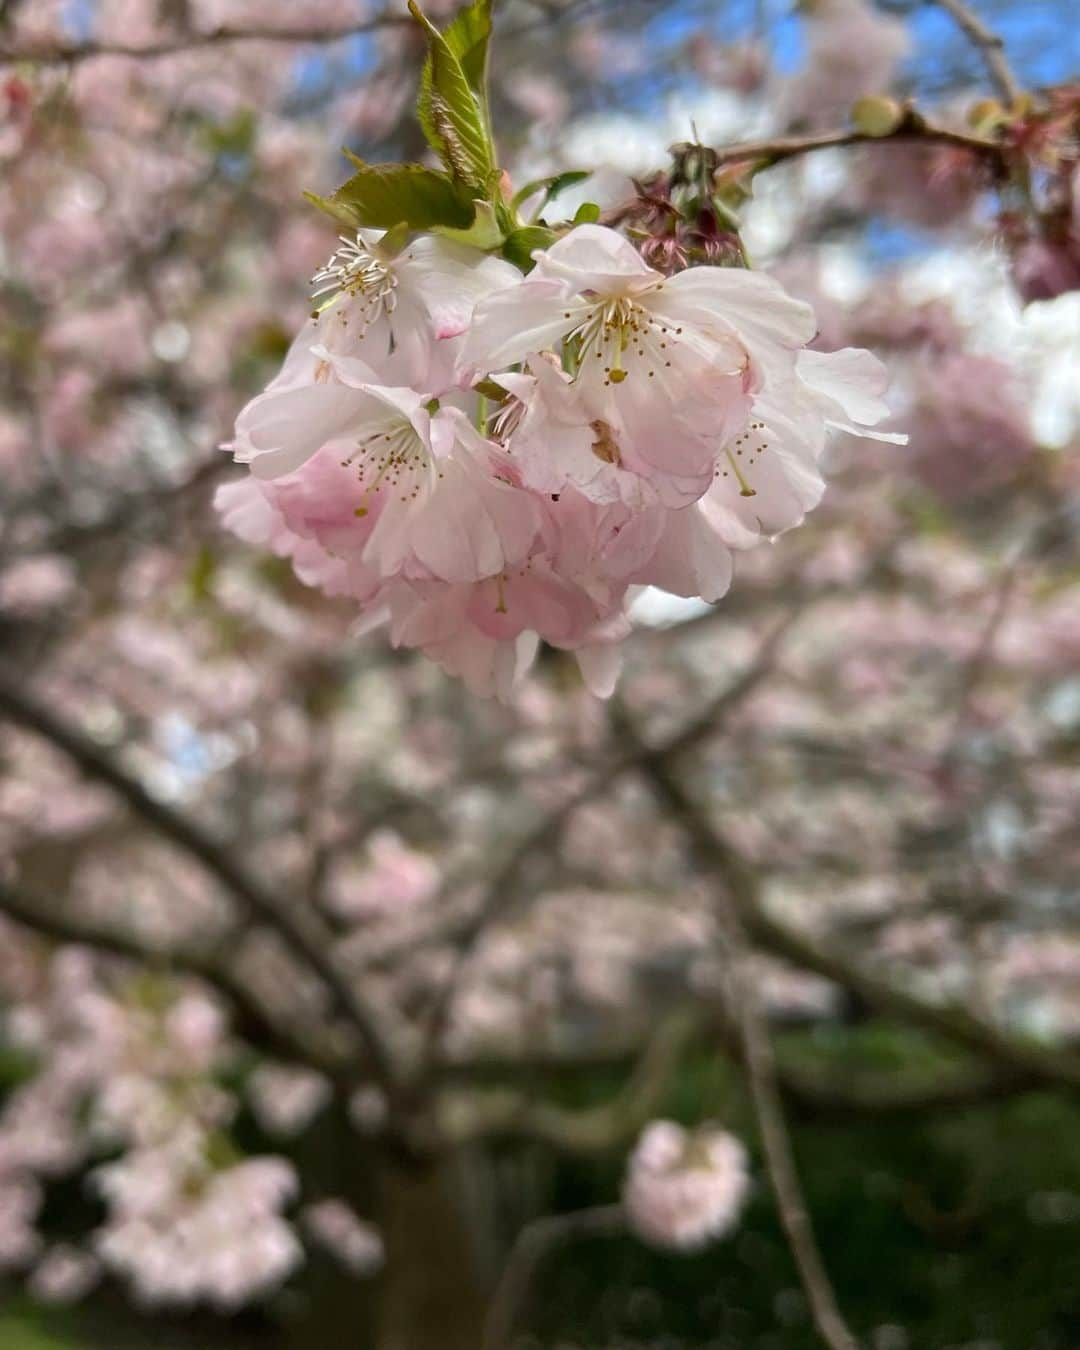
[441,1010,697,1152]
[931,0,1023,106]
[715,892,859,1350]
[694,122,1003,168]
[484,1205,624,1350]
[938,557,1022,768]
[421,617,796,1065]
[0,878,350,1079]
[619,712,859,1350]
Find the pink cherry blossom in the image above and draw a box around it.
[623,1120,751,1251]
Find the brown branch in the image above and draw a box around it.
[0,878,350,1080]
[484,1204,624,1350]
[0,14,410,65]
[932,0,1023,106]
[620,709,859,1350]
[421,617,795,1064]
[682,121,1004,172]
[440,1010,697,1152]
[717,900,859,1350]
[626,728,1080,1095]
[0,673,407,1092]
[441,1006,1039,1127]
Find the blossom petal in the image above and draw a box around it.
[530,223,659,294]
[464,283,591,371]
[796,346,894,425]
[397,237,521,339]
[575,644,622,698]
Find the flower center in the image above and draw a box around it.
[310,233,398,331]
[566,296,681,388]
[340,420,430,516]
[716,419,770,497]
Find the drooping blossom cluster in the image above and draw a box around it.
[218,222,901,698]
[0,949,304,1309]
[623,1120,751,1251]
[94,1127,301,1310]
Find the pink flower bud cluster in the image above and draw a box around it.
[218,223,901,698]
[623,1120,751,1250]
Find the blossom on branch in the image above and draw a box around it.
[220,223,900,699]
[217,0,904,699]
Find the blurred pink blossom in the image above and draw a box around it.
[302,1199,384,1275]
[623,1120,751,1251]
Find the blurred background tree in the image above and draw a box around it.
[0,0,1078,1347]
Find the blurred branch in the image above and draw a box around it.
[421,615,796,1064]
[620,708,859,1350]
[938,552,1023,769]
[443,1007,1040,1124]
[440,1009,697,1152]
[484,1204,624,1350]
[0,878,350,1079]
[719,901,859,1350]
[931,0,1022,105]
[0,673,408,1093]
[677,120,1005,175]
[0,14,411,65]
[625,726,1080,1097]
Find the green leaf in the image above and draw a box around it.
[572,200,601,224]
[187,545,218,603]
[410,0,495,189]
[323,162,477,231]
[439,0,493,97]
[502,224,556,272]
[303,189,364,229]
[511,169,590,213]
[432,199,505,249]
[200,107,256,160]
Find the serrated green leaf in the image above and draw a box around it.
[410,0,495,190]
[502,224,556,272]
[440,0,493,96]
[511,169,591,212]
[417,0,493,154]
[328,162,477,231]
[432,199,504,249]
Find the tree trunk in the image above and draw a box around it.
[375,1151,490,1350]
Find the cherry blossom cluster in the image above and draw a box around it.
[623,1119,751,1250]
[0,949,303,1309]
[218,222,902,698]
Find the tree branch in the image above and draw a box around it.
[0,672,407,1092]
[932,0,1022,106]
[626,729,1080,1095]
[0,14,410,65]
[484,1205,624,1350]
[440,1010,697,1153]
[717,898,859,1350]
[0,878,349,1079]
[620,709,859,1350]
[421,616,795,1065]
[679,120,1004,172]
